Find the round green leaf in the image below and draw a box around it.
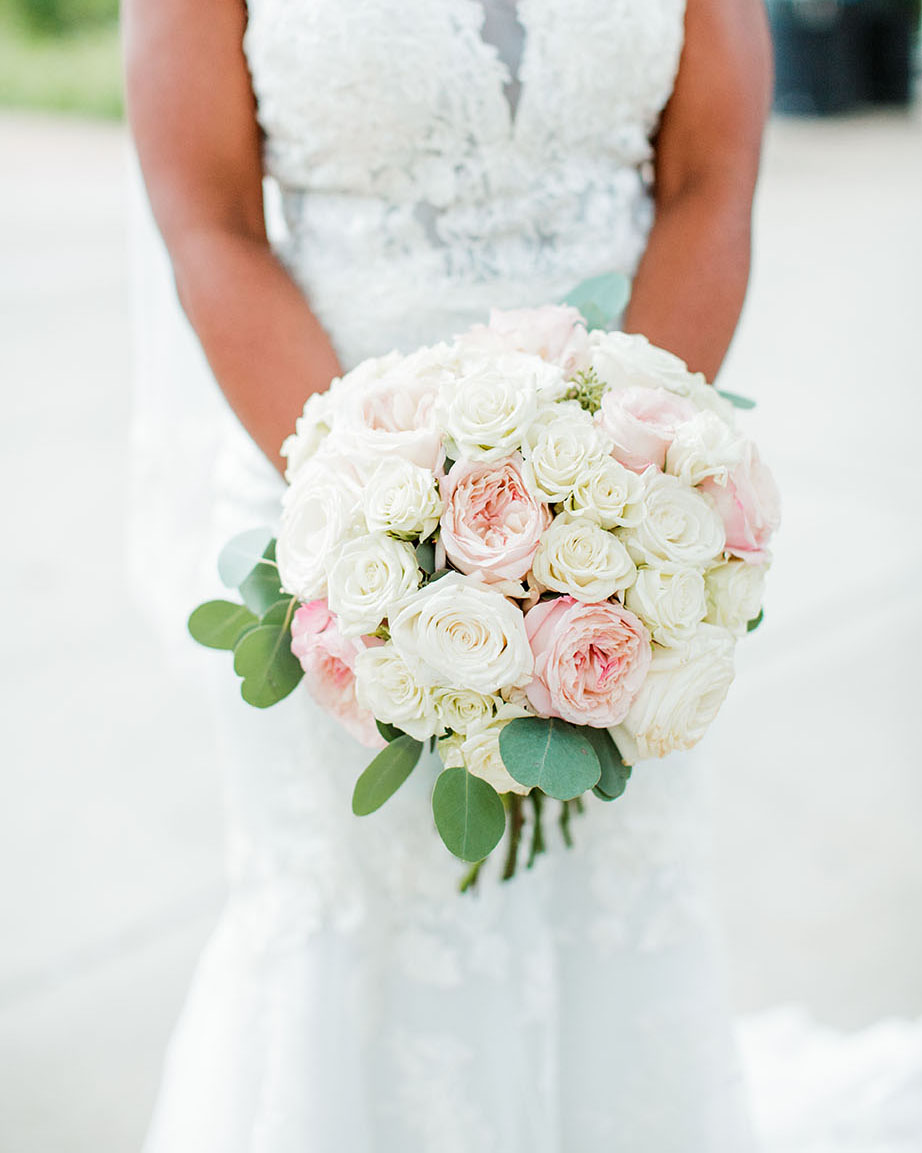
[415,538,436,575]
[499,717,601,801]
[239,539,282,615]
[716,388,757,410]
[217,527,275,588]
[562,271,630,331]
[232,623,303,708]
[584,726,632,801]
[432,767,506,863]
[352,734,423,816]
[188,600,258,651]
[376,719,405,744]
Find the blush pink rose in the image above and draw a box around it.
[439,454,552,583]
[462,305,591,375]
[524,596,652,727]
[700,441,781,564]
[596,386,697,473]
[337,357,443,470]
[290,601,384,749]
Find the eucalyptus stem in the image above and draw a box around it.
[502,793,525,882]
[559,799,573,848]
[527,792,546,869]
[459,858,485,893]
[574,795,584,815]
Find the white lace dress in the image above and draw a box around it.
[141,2,759,1149]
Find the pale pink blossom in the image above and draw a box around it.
[596,386,697,473]
[524,596,652,727]
[439,454,551,583]
[700,441,781,564]
[290,601,384,748]
[462,305,591,375]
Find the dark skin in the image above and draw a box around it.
[123,0,772,474]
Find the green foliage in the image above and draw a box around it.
[376,720,405,743]
[499,717,601,801]
[562,271,631,331]
[352,735,422,816]
[563,367,606,414]
[238,540,283,616]
[747,608,765,633]
[584,727,633,801]
[415,538,436,575]
[187,600,258,651]
[217,527,275,589]
[232,623,303,708]
[432,767,506,862]
[716,388,757,410]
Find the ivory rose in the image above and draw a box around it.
[589,331,703,395]
[461,304,591,376]
[362,456,443,540]
[353,643,441,741]
[705,558,769,634]
[326,532,421,637]
[531,513,637,602]
[611,624,736,762]
[700,442,781,564]
[290,601,383,748]
[522,408,610,502]
[438,701,534,796]
[389,573,534,694]
[524,596,652,727]
[595,386,697,473]
[625,565,708,647]
[277,451,366,602]
[439,454,550,583]
[620,471,725,570]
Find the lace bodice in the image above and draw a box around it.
[243,0,686,367]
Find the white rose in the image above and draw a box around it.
[280,389,337,481]
[432,686,501,735]
[665,410,745,487]
[522,411,609,502]
[435,352,564,462]
[705,558,768,635]
[362,457,443,540]
[563,455,645,529]
[589,331,703,395]
[353,643,441,741]
[531,513,637,602]
[326,532,421,636]
[388,573,533,693]
[619,472,725,570]
[438,702,533,795]
[521,399,587,451]
[611,624,736,762]
[277,452,365,602]
[624,565,708,647]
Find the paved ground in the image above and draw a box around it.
[1,108,920,1152]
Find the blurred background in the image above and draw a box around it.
[1,1,920,1150]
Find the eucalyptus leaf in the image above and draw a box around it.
[584,727,632,801]
[432,767,506,863]
[376,719,405,744]
[747,608,765,633]
[352,735,422,815]
[562,271,631,331]
[262,597,297,628]
[499,717,601,801]
[415,538,436,575]
[188,600,258,651]
[217,526,275,588]
[232,622,303,708]
[593,785,617,803]
[716,388,757,410]
[239,539,282,615]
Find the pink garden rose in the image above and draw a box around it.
[596,386,697,473]
[439,454,551,583]
[524,596,652,727]
[700,441,781,564]
[290,600,384,748]
[463,305,591,376]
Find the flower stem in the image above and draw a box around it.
[459,858,485,893]
[527,792,546,869]
[559,800,573,848]
[502,794,525,882]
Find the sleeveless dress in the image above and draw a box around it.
[141,2,759,1149]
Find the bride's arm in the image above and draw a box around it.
[123,0,341,473]
[623,0,772,381]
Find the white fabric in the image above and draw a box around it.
[134,1,922,1150]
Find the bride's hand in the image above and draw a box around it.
[123,0,342,474]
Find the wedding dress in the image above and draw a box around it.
[138,2,756,1148]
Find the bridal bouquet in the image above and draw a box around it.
[189,278,780,885]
